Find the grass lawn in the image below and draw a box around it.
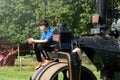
[0,54,100,80]
[0,55,36,80]
[82,54,100,80]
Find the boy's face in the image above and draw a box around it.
[39,25,46,31]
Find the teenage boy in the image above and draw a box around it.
[28,19,54,69]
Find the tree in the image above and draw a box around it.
[0,0,40,44]
[34,0,96,35]
[0,0,96,44]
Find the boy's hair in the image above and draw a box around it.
[39,19,49,27]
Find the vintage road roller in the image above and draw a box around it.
[30,0,120,80]
[30,24,97,80]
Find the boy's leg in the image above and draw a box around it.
[41,50,50,60]
[34,43,43,69]
[39,43,53,65]
[37,43,51,60]
[34,43,42,62]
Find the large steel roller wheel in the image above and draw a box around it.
[31,62,68,80]
[31,62,97,80]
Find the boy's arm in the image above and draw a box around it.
[27,38,48,43]
[33,39,48,43]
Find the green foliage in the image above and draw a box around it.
[0,0,96,44]
[33,0,96,35]
[0,0,39,44]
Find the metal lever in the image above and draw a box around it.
[57,51,81,80]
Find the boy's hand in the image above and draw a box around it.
[27,38,34,44]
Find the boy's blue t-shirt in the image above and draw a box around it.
[40,27,54,43]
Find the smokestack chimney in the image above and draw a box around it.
[96,0,109,25]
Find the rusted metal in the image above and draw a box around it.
[57,51,81,80]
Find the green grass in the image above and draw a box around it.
[0,55,36,80]
[82,53,100,79]
[0,54,100,80]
